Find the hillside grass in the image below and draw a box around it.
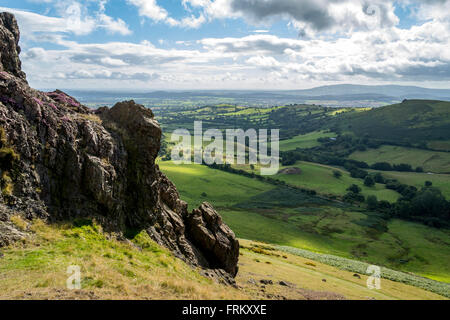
[279,131,337,151]
[239,240,447,300]
[0,217,248,300]
[159,161,274,208]
[428,140,450,152]
[221,209,450,284]
[349,145,450,174]
[1,217,445,300]
[273,241,450,298]
[159,161,450,284]
[274,161,400,202]
[334,100,450,146]
[371,170,450,199]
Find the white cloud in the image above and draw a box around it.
[99,57,129,66]
[0,2,131,37]
[127,0,169,22]
[127,0,207,28]
[178,0,400,35]
[3,0,450,89]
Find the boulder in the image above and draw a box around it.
[186,202,240,277]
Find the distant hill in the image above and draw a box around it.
[333,99,450,145]
[64,84,450,109]
[287,84,450,101]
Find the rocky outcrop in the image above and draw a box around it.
[186,203,240,277]
[0,12,239,282]
[0,13,25,80]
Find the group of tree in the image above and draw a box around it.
[343,180,450,229]
[281,149,422,174]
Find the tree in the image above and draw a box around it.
[333,170,342,179]
[364,175,375,187]
[347,184,362,194]
[393,163,413,172]
[366,195,378,210]
[371,162,392,171]
[343,192,365,203]
[373,172,385,184]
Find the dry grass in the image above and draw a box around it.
[237,240,448,300]
[0,219,248,300]
[0,220,446,300]
[10,215,29,231]
[77,113,102,124]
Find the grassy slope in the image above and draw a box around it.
[238,240,447,300]
[334,100,450,145]
[159,162,450,283]
[370,170,450,199]
[428,140,450,152]
[279,131,337,151]
[0,218,247,300]
[349,145,450,174]
[0,216,445,300]
[159,161,273,208]
[274,161,400,202]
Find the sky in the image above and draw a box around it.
[1,0,450,90]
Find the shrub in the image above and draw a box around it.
[371,162,393,171]
[373,172,385,184]
[347,184,362,194]
[343,192,365,203]
[350,168,368,179]
[393,163,413,172]
[364,176,375,187]
[333,170,342,179]
[366,195,378,210]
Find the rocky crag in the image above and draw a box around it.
[0,12,239,283]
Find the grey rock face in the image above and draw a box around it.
[0,13,26,80]
[186,203,240,277]
[0,12,239,281]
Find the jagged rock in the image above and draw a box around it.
[0,13,25,80]
[0,12,239,281]
[186,202,240,277]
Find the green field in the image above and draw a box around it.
[428,140,450,152]
[333,100,450,146]
[349,145,450,173]
[159,161,273,208]
[159,161,450,283]
[274,161,400,202]
[2,217,446,300]
[279,131,337,151]
[372,170,450,199]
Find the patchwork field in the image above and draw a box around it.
[428,140,450,152]
[279,131,337,151]
[349,145,450,173]
[274,161,400,202]
[158,161,274,208]
[372,170,450,199]
[159,161,450,284]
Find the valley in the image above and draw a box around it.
[152,99,450,296]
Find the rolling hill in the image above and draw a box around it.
[332,99,450,147]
